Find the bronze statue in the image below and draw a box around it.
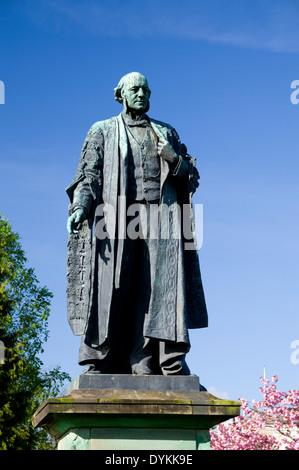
[66,72,208,376]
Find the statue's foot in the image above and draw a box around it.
[83,364,105,374]
[131,364,153,375]
[161,359,191,376]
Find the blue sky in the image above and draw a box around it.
[0,0,299,403]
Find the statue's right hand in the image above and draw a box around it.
[67,208,87,234]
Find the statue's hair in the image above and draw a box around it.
[114,72,151,105]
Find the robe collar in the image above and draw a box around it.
[121,111,150,127]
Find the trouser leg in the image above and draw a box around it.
[130,202,157,374]
[129,201,191,376]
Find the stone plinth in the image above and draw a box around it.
[67,373,203,393]
[32,374,241,450]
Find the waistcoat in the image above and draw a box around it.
[126,124,160,202]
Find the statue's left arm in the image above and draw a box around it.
[158,127,200,195]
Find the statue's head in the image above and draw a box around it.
[114,72,151,114]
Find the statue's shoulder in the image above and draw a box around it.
[88,116,118,136]
[149,117,180,145]
[149,117,173,132]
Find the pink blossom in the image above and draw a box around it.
[210,375,299,450]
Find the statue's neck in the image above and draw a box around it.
[123,109,145,121]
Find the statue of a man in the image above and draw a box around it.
[66,72,208,376]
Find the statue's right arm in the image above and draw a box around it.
[67,123,104,235]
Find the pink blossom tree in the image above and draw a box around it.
[210,375,299,450]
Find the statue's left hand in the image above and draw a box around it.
[157,136,178,165]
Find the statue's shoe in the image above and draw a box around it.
[131,364,154,375]
[82,364,107,374]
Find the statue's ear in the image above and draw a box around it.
[114,86,123,104]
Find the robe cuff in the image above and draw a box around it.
[72,193,93,215]
[170,155,189,178]
[72,205,89,217]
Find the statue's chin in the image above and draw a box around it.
[124,101,150,116]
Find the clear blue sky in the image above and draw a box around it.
[0,0,298,403]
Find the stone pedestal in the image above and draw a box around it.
[32,374,240,450]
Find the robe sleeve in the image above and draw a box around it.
[66,122,104,216]
[169,127,200,195]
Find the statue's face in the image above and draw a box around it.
[121,73,150,113]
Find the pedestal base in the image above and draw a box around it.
[32,375,241,450]
[57,426,211,451]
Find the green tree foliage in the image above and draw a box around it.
[0,213,71,449]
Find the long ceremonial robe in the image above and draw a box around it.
[66,113,208,350]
